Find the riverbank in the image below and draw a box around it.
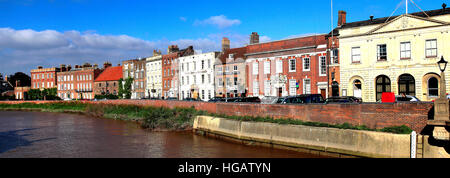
[0,101,415,134]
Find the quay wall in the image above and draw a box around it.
[0,100,434,133]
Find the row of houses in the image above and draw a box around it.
[25,4,450,102]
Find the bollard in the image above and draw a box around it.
[410,131,416,158]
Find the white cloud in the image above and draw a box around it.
[194,15,241,29]
[0,27,269,76]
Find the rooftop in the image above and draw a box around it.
[94,66,123,82]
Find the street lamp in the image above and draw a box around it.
[428,56,450,141]
[437,56,448,73]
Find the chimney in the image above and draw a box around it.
[153,50,162,56]
[250,32,259,44]
[38,66,43,69]
[75,65,79,69]
[222,37,230,52]
[103,62,112,69]
[370,15,374,22]
[338,10,347,27]
[67,65,72,71]
[60,64,66,72]
[93,64,98,69]
[167,45,179,54]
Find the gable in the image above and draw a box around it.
[368,15,448,34]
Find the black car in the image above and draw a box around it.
[183,97,201,101]
[166,97,178,100]
[235,97,261,103]
[208,97,225,102]
[276,94,325,104]
[224,97,241,102]
[325,96,362,104]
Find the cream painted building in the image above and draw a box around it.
[338,6,450,102]
[145,54,162,98]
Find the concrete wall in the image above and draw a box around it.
[194,116,412,158]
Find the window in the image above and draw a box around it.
[428,77,439,97]
[202,74,205,84]
[201,90,205,100]
[193,61,196,71]
[352,47,361,63]
[234,77,238,86]
[253,62,259,75]
[234,65,238,71]
[319,56,326,76]
[218,78,223,87]
[193,75,196,84]
[276,60,283,73]
[289,79,297,96]
[182,77,184,85]
[303,79,311,94]
[425,39,437,58]
[400,42,411,59]
[253,80,259,95]
[264,61,271,74]
[201,60,205,69]
[377,44,387,61]
[303,57,310,71]
[264,80,271,96]
[289,59,296,72]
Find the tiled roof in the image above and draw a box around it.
[218,47,247,64]
[94,66,123,82]
[246,34,327,55]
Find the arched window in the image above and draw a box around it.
[376,75,391,101]
[353,80,362,98]
[398,74,415,96]
[428,77,439,97]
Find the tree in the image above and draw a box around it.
[8,72,31,87]
[118,77,133,99]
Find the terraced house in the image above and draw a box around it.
[57,63,103,100]
[122,58,146,99]
[246,34,328,98]
[145,50,162,98]
[30,66,59,90]
[337,4,450,102]
[162,45,194,99]
[93,63,122,96]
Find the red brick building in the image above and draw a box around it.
[162,45,194,99]
[94,64,123,96]
[122,59,146,99]
[246,34,328,98]
[57,63,103,100]
[30,66,59,90]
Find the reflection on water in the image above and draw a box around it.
[0,111,327,158]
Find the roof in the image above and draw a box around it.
[218,47,247,64]
[340,7,450,29]
[245,34,327,55]
[94,66,123,82]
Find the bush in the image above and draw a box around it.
[379,125,413,134]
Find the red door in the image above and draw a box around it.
[320,89,326,100]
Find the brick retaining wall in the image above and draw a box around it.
[0,100,434,133]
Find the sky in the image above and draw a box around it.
[0,0,445,75]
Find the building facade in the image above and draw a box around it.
[179,52,219,101]
[57,63,102,100]
[93,64,122,96]
[246,34,329,99]
[30,66,59,90]
[215,45,247,98]
[14,86,30,100]
[145,50,163,98]
[162,45,194,99]
[338,6,450,102]
[123,59,146,99]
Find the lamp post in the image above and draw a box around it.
[428,56,450,140]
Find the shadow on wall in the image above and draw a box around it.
[0,128,56,154]
[423,105,450,154]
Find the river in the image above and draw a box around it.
[0,111,327,158]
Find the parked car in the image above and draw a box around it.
[235,97,261,103]
[208,97,225,102]
[395,95,420,102]
[183,97,201,101]
[261,96,279,104]
[276,94,325,104]
[325,96,362,104]
[224,97,241,102]
[166,97,178,100]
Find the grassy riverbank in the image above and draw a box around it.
[0,102,412,134]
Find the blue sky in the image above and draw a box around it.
[0,0,445,75]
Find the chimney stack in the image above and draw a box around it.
[103,62,112,69]
[153,50,162,56]
[338,10,347,27]
[67,65,72,71]
[250,32,259,44]
[167,45,179,54]
[60,64,66,72]
[222,37,230,52]
[38,66,43,69]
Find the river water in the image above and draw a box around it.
[0,111,327,158]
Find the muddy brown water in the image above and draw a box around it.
[0,111,328,158]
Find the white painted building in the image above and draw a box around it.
[145,55,162,98]
[179,52,219,101]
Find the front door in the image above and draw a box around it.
[320,89,326,100]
